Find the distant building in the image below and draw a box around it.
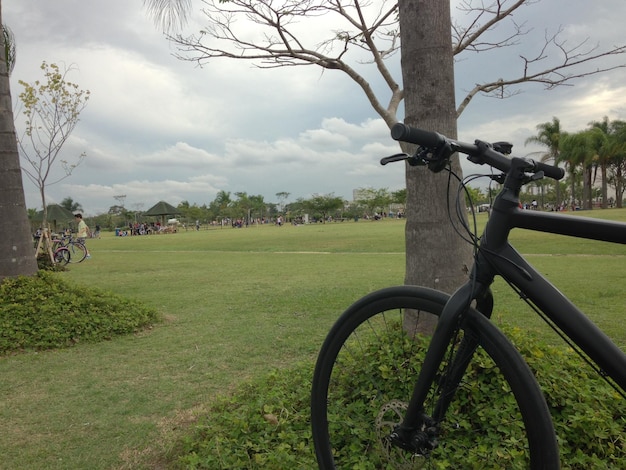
[352,188,369,202]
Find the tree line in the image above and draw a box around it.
[53,188,408,231]
[525,116,626,210]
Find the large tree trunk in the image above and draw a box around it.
[398,0,473,333]
[0,5,39,281]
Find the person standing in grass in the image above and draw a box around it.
[74,213,92,259]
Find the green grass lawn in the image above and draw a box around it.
[1,210,625,469]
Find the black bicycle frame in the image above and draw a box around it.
[481,208,626,390]
[401,179,626,432]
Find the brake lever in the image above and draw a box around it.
[380,153,410,165]
[381,148,432,167]
[489,173,506,185]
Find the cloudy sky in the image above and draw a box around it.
[6,0,626,215]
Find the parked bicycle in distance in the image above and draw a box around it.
[311,123,626,468]
[54,235,88,263]
[34,229,71,265]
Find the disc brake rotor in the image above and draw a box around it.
[375,400,427,469]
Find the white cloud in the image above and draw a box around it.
[137,143,224,169]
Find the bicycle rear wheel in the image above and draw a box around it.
[54,247,71,265]
[67,241,87,263]
[311,286,558,469]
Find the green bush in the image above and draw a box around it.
[173,365,315,469]
[174,325,625,469]
[36,252,66,271]
[0,271,160,354]
[518,327,626,468]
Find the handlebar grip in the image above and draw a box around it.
[391,123,445,149]
[533,160,565,181]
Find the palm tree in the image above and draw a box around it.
[525,117,564,207]
[0,11,39,279]
[607,121,626,207]
[560,131,595,210]
[587,119,610,208]
[60,196,83,213]
[588,117,626,208]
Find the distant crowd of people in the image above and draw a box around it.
[109,212,406,235]
[116,221,174,236]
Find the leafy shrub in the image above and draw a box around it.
[174,365,315,469]
[173,324,625,469]
[0,271,160,354]
[36,252,66,271]
[516,327,626,468]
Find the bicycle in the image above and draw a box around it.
[52,243,71,265]
[311,123,626,468]
[34,229,71,265]
[56,235,88,263]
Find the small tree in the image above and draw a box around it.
[355,187,392,216]
[305,193,345,222]
[16,62,90,227]
[275,191,290,213]
[248,194,267,220]
[209,190,234,223]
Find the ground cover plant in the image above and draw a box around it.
[0,270,159,353]
[0,210,624,468]
[174,327,626,469]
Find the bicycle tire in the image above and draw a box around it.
[54,247,71,265]
[311,286,559,469]
[67,241,87,263]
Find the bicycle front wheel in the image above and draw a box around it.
[311,286,558,469]
[67,241,88,263]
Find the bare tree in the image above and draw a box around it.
[16,61,90,227]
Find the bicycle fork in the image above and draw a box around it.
[388,280,494,455]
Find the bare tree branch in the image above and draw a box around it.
[163,0,626,121]
[170,0,402,124]
[452,0,532,54]
[456,25,626,116]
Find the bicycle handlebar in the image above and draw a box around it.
[390,123,565,181]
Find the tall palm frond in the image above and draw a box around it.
[2,24,16,76]
[143,0,193,32]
